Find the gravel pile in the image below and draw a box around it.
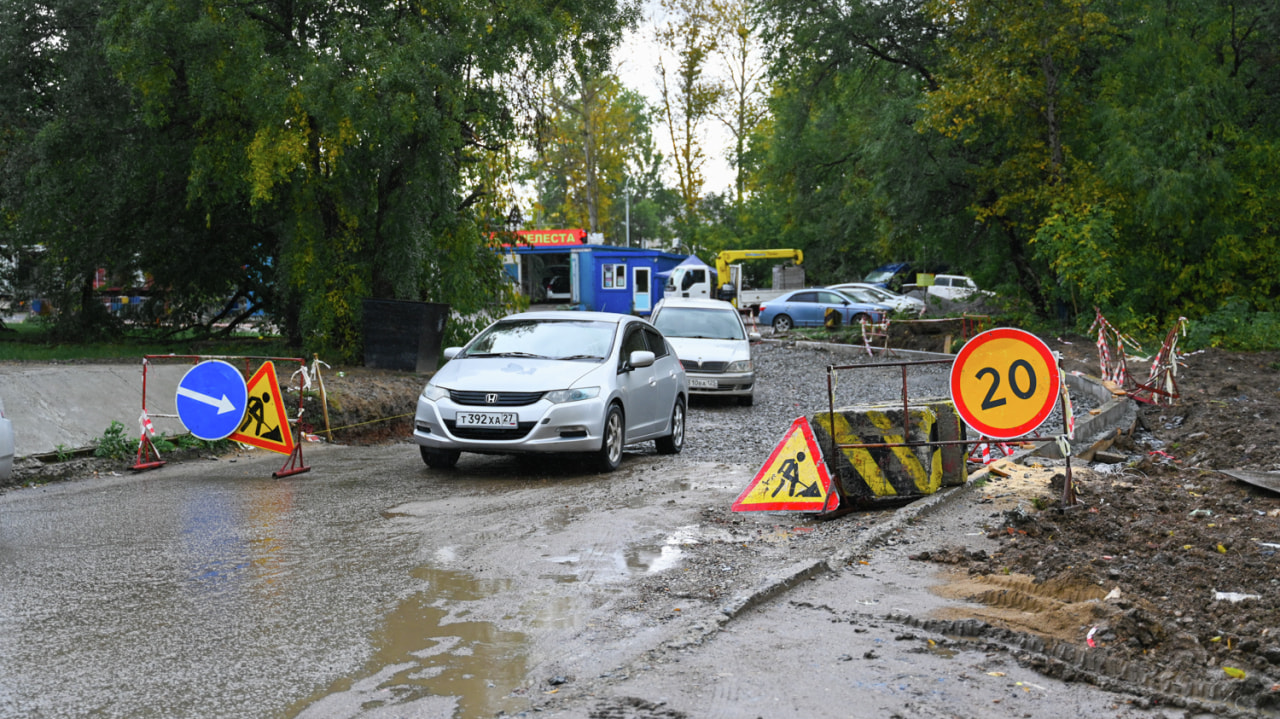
[681,340,1093,465]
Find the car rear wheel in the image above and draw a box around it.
[595,404,624,472]
[851,312,870,325]
[420,446,460,469]
[655,398,685,455]
[772,314,793,332]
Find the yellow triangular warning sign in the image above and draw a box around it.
[228,361,295,455]
[732,417,839,513]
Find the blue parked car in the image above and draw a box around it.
[757,289,889,332]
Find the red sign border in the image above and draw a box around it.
[949,328,1061,440]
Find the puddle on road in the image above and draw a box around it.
[289,566,531,719]
[544,525,742,582]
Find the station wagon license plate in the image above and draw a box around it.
[689,378,719,389]
[456,412,518,428]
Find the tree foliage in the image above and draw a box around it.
[746,0,1280,344]
[528,71,666,244]
[2,0,636,359]
[656,0,723,246]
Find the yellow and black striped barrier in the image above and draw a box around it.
[809,399,967,504]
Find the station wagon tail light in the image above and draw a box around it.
[757,304,767,313]
[546,387,600,404]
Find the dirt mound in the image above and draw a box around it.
[914,339,1280,709]
[294,367,425,445]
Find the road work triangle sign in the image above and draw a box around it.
[228,361,295,455]
[732,417,839,513]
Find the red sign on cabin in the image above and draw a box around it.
[493,229,588,248]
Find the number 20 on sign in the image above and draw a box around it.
[949,328,1061,440]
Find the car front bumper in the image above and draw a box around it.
[684,371,754,397]
[412,394,609,454]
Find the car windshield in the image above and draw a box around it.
[652,307,745,340]
[864,269,895,283]
[464,319,617,360]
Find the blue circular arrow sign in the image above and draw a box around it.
[176,360,248,441]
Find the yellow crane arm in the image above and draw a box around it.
[714,249,804,285]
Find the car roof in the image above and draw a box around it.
[653,298,738,311]
[500,310,633,324]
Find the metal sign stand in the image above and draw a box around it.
[133,354,314,478]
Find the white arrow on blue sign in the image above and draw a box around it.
[176,360,248,441]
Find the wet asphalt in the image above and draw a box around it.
[0,446,430,718]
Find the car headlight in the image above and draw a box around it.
[726,360,753,373]
[422,384,448,401]
[545,387,601,404]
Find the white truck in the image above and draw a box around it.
[663,250,806,313]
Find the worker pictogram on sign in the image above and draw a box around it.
[733,417,839,513]
[228,361,295,455]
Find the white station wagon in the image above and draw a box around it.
[649,298,758,406]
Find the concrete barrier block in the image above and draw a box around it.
[809,398,968,503]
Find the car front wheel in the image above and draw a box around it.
[595,404,625,472]
[420,446,460,469]
[655,398,685,455]
[772,314,793,332]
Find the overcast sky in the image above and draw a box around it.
[613,2,738,196]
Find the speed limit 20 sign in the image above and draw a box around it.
[950,328,1061,440]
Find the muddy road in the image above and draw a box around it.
[0,439,1161,719]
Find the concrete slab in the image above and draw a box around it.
[0,363,188,457]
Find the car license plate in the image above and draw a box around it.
[456,412,518,428]
[689,378,718,389]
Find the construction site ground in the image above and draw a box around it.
[909,335,1280,712]
[6,327,1280,713]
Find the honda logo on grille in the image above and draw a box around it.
[485,393,500,404]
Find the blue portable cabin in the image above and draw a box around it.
[501,231,683,315]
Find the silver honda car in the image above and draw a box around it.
[413,311,688,472]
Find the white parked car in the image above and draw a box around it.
[827,282,925,314]
[926,274,993,301]
[650,298,759,406]
[413,311,687,472]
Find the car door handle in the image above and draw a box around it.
[648,377,657,387]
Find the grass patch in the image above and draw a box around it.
[0,318,293,362]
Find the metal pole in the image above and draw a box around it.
[625,177,631,248]
[1058,352,1076,506]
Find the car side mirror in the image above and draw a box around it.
[627,350,656,369]
[748,332,762,342]
[443,347,462,360]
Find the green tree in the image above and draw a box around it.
[746,0,979,284]
[96,0,634,358]
[919,0,1117,313]
[530,73,662,241]
[656,0,724,248]
[708,0,768,206]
